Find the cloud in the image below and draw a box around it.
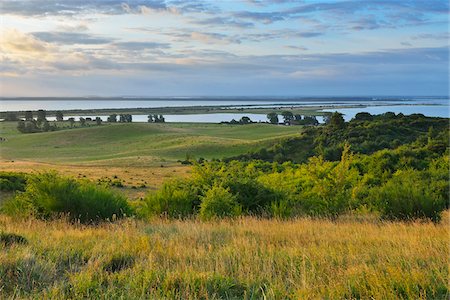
[233,0,449,31]
[0,29,51,54]
[411,33,449,40]
[193,17,254,28]
[284,45,308,51]
[0,0,216,17]
[32,32,112,45]
[174,32,240,45]
[113,41,171,50]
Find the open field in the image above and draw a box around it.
[0,122,301,164]
[0,122,301,198]
[1,215,448,299]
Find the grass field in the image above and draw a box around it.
[1,215,448,299]
[0,122,301,165]
[0,121,301,198]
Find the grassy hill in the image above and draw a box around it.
[0,122,301,165]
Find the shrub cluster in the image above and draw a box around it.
[0,172,27,192]
[138,142,449,222]
[2,172,131,223]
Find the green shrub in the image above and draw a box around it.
[2,172,131,223]
[141,180,198,218]
[199,185,241,220]
[224,178,280,213]
[0,172,27,192]
[370,169,447,222]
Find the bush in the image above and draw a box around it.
[224,178,280,213]
[369,169,447,222]
[0,172,27,192]
[141,180,198,218]
[199,185,241,220]
[2,172,131,223]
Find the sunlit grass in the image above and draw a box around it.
[1,214,447,299]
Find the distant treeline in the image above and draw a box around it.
[10,110,167,133]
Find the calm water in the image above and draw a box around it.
[1,97,448,111]
[1,97,448,123]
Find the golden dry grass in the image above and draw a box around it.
[0,160,191,199]
[1,215,448,299]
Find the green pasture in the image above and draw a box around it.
[0,122,301,165]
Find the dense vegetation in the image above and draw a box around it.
[137,113,449,222]
[231,112,448,163]
[2,172,131,223]
[139,144,448,222]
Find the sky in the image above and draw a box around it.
[0,0,448,97]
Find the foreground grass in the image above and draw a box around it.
[1,215,447,299]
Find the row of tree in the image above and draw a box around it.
[266,112,319,125]
[148,114,165,123]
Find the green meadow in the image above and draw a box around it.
[0,122,301,165]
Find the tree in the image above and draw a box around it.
[120,114,132,123]
[158,115,165,123]
[148,115,154,123]
[68,117,75,127]
[328,112,345,129]
[267,112,279,124]
[55,111,64,122]
[79,117,86,126]
[17,121,26,133]
[281,111,294,123]
[42,121,50,132]
[239,116,252,124]
[37,109,47,125]
[107,114,117,123]
[95,117,102,125]
[25,121,38,133]
[354,112,373,121]
[302,116,319,126]
[5,112,18,121]
[24,111,33,121]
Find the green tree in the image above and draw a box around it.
[37,109,47,125]
[107,114,117,123]
[95,117,102,125]
[328,112,345,129]
[42,120,50,131]
[79,117,86,126]
[55,111,64,122]
[148,115,154,123]
[281,111,294,123]
[24,111,33,121]
[5,112,18,121]
[17,121,26,133]
[239,116,252,124]
[354,112,373,121]
[267,112,279,124]
[68,117,75,127]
